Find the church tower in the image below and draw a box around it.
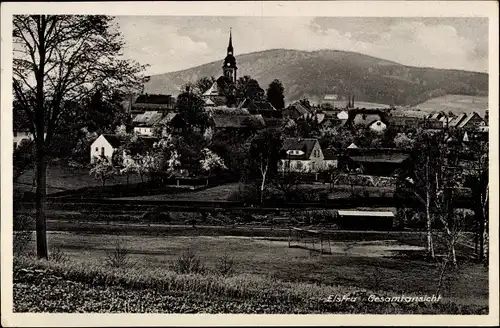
[222,28,237,83]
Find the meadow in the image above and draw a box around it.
[415,94,488,117]
[13,230,488,313]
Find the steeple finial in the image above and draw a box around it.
[227,28,233,54]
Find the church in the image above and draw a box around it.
[202,29,238,107]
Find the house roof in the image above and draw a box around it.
[157,112,184,125]
[287,102,311,116]
[449,113,467,127]
[324,94,339,101]
[206,106,250,115]
[349,153,409,164]
[204,98,216,106]
[238,98,276,112]
[202,81,221,96]
[280,138,318,160]
[101,134,124,148]
[457,112,482,128]
[390,110,428,119]
[132,111,164,127]
[337,210,394,217]
[211,114,265,129]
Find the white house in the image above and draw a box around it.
[337,110,349,120]
[279,138,333,173]
[89,134,124,163]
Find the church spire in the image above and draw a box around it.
[227,28,233,55]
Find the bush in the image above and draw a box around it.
[214,253,236,276]
[171,249,206,274]
[49,246,69,263]
[13,214,34,256]
[105,239,130,268]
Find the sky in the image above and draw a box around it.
[115,16,489,76]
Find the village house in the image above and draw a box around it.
[237,98,280,118]
[279,138,334,173]
[282,101,312,120]
[340,147,410,176]
[455,112,486,130]
[132,111,164,136]
[90,134,124,163]
[128,94,175,115]
[345,108,390,133]
[89,134,158,164]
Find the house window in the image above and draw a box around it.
[101,147,105,157]
[312,162,316,170]
[95,147,99,152]
[296,161,303,170]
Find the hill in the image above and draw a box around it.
[415,94,488,117]
[144,49,488,106]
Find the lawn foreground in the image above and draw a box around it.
[13,256,487,314]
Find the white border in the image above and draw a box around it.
[1,1,499,327]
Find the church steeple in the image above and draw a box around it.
[227,28,233,55]
[222,28,237,83]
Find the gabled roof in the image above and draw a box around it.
[286,102,311,116]
[457,112,483,128]
[204,98,216,106]
[132,111,164,127]
[237,98,276,112]
[101,134,124,148]
[280,138,318,160]
[449,113,467,127]
[206,106,250,115]
[202,81,221,96]
[157,112,184,125]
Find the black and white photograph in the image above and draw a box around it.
[1,1,498,326]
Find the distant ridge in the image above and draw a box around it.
[144,49,488,106]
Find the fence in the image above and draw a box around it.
[288,227,332,254]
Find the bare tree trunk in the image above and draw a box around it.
[426,190,435,259]
[35,146,48,259]
[260,159,268,205]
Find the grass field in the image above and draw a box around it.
[19,231,488,308]
[415,94,488,117]
[14,164,143,194]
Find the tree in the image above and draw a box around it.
[248,128,283,204]
[175,85,208,131]
[200,148,227,185]
[13,15,146,258]
[402,130,447,260]
[89,156,117,186]
[194,76,216,95]
[266,79,285,110]
[236,75,264,102]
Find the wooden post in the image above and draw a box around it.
[328,238,332,254]
[288,227,291,248]
[320,234,323,254]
